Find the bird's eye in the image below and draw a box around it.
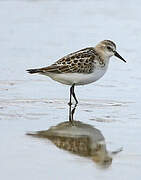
[107,46,112,51]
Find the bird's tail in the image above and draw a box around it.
[26,68,41,74]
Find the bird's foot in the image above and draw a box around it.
[68,102,72,106]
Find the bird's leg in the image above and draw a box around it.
[68,85,73,122]
[72,84,78,104]
[68,84,78,122]
[70,84,78,121]
[71,103,78,121]
[68,85,73,106]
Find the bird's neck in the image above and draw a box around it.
[94,50,110,69]
[95,46,111,61]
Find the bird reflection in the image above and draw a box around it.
[27,119,121,167]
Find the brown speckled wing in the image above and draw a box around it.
[39,47,98,74]
[46,135,91,157]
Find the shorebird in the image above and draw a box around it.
[27,120,122,167]
[27,40,126,121]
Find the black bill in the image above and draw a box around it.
[114,51,126,63]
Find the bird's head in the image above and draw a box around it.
[95,40,126,63]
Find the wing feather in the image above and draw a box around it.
[27,47,98,74]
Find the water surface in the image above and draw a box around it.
[0,0,141,179]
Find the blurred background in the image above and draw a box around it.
[0,0,141,180]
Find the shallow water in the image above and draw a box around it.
[0,0,141,179]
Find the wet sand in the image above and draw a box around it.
[0,0,141,179]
